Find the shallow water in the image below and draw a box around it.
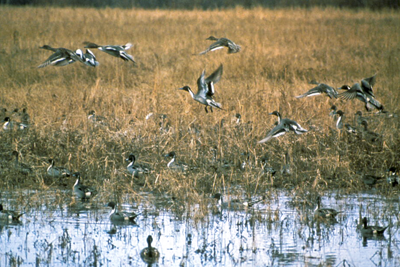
[0,190,399,267]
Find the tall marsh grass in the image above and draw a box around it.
[0,7,399,204]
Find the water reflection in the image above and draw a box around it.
[0,190,399,266]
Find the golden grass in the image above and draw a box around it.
[0,6,400,205]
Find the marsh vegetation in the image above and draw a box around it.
[0,6,399,266]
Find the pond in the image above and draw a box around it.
[0,190,399,267]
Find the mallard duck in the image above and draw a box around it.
[199,36,241,55]
[0,204,24,222]
[106,202,137,223]
[360,217,388,236]
[179,64,224,113]
[314,196,341,220]
[295,83,338,99]
[72,172,97,200]
[126,154,150,177]
[83,42,135,63]
[140,235,160,264]
[47,159,71,178]
[38,45,83,68]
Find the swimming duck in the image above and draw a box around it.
[72,172,97,201]
[38,45,83,68]
[83,42,135,63]
[295,83,338,99]
[213,193,263,211]
[386,167,399,186]
[12,151,32,174]
[258,111,307,143]
[47,159,71,178]
[179,64,223,113]
[0,204,24,222]
[164,151,190,172]
[360,217,388,236]
[106,202,137,223]
[140,235,160,264]
[314,196,341,220]
[76,49,99,67]
[335,110,344,130]
[126,154,150,177]
[199,36,241,55]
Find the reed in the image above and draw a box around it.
[0,6,399,205]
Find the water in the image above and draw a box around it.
[0,190,399,266]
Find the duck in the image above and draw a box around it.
[83,42,135,63]
[47,159,71,178]
[213,193,263,211]
[295,83,338,99]
[72,172,97,201]
[125,154,150,177]
[0,204,24,222]
[38,45,83,68]
[281,152,291,176]
[164,151,190,172]
[314,196,341,220]
[106,202,137,223]
[354,111,367,126]
[87,110,108,126]
[362,174,384,186]
[3,117,13,130]
[140,235,160,264]
[339,83,383,112]
[179,64,223,113]
[258,111,307,143]
[329,105,337,117]
[20,108,30,128]
[360,121,381,143]
[335,110,344,130]
[260,155,276,175]
[386,167,399,186]
[360,217,388,236]
[76,49,99,67]
[199,36,241,55]
[360,74,377,97]
[345,124,358,134]
[12,151,32,174]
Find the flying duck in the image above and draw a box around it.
[72,172,97,201]
[47,159,71,178]
[140,235,160,264]
[295,83,338,99]
[0,204,24,222]
[76,49,99,67]
[360,217,388,236]
[106,202,137,223]
[38,45,83,68]
[83,42,135,63]
[126,154,150,178]
[258,111,307,143]
[339,83,383,112]
[179,64,223,113]
[199,36,241,55]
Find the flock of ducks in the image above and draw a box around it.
[1,35,397,262]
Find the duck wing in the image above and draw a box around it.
[205,64,223,97]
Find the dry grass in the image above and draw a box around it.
[0,6,400,205]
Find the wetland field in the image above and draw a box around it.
[0,6,400,266]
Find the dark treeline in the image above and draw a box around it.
[0,0,398,9]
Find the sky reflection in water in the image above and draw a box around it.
[0,190,399,266]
